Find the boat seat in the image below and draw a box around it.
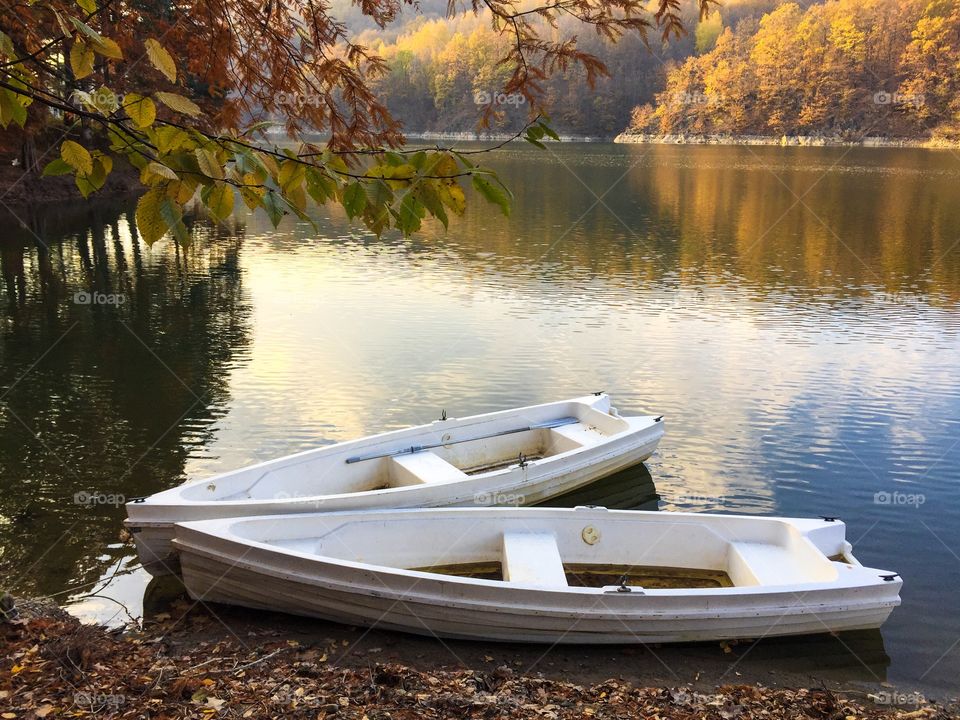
[391,451,468,485]
[548,423,598,451]
[728,542,801,586]
[501,532,568,587]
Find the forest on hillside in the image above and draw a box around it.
[627,0,960,141]
[339,0,784,137]
[337,0,959,141]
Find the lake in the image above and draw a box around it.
[1,143,958,695]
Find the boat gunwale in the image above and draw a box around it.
[126,418,663,515]
[172,509,901,599]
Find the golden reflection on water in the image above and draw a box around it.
[0,144,958,691]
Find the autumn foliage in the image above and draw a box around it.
[628,0,960,141]
[0,0,711,239]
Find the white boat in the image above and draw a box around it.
[126,394,663,575]
[173,506,901,643]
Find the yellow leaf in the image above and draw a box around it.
[61,140,93,175]
[194,148,224,180]
[135,189,168,245]
[144,39,177,82]
[141,161,178,185]
[69,40,94,79]
[438,182,466,215]
[123,93,156,129]
[155,91,201,117]
[92,36,123,60]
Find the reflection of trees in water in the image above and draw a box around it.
[0,199,252,599]
[303,145,960,305]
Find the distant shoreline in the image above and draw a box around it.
[613,132,959,149]
[401,130,612,143]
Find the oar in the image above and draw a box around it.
[344,416,580,464]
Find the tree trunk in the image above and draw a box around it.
[19,134,39,176]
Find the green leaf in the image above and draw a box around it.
[159,197,188,244]
[305,167,336,205]
[363,179,393,235]
[261,191,286,227]
[155,92,201,117]
[135,189,169,245]
[76,0,98,14]
[61,140,93,175]
[394,193,425,236]
[123,93,156,129]
[539,121,560,141]
[144,39,176,82]
[69,17,104,44]
[203,182,234,222]
[472,175,511,217]
[42,158,74,176]
[342,182,367,219]
[194,147,224,180]
[415,180,448,230]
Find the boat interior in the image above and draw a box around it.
[183,402,638,501]
[235,512,846,590]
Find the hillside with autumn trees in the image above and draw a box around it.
[624,0,960,142]
[332,0,960,143]
[340,0,785,137]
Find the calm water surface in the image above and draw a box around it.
[1,144,958,694]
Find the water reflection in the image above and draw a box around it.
[0,143,957,693]
[0,199,251,601]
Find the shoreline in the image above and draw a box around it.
[613,132,960,149]
[3,596,956,718]
[400,130,613,143]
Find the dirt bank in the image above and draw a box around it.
[612,132,960,149]
[2,596,956,718]
[0,163,141,207]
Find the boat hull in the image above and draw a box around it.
[128,394,663,576]
[173,508,902,644]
